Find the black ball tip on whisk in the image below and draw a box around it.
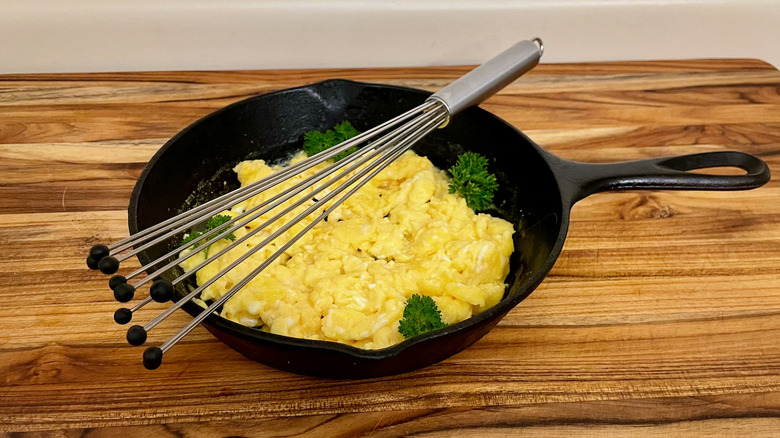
[98,256,119,275]
[86,256,99,270]
[143,347,163,370]
[89,244,110,261]
[109,275,127,290]
[150,279,174,303]
[114,308,132,325]
[113,283,135,303]
[127,325,147,346]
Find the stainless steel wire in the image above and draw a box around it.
[143,104,446,335]
[159,107,448,352]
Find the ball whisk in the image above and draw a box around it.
[87,38,544,369]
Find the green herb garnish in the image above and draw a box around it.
[181,214,236,257]
[302,120,361,162]
[448,152,499,211]
[398,294,447,339]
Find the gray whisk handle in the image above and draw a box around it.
[429,38,543,118]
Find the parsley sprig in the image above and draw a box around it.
[302,120,361,162]
[398,294,447,339]
[448,152,499,211]
[181,214,236,257]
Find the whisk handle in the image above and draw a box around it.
[429,38,543,118]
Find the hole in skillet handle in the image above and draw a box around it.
[685,166,747,176]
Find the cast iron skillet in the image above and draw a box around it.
[129,79,770,378]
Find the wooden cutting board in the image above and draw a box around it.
[1,59,779,436]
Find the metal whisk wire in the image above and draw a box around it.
[87,38,543,369]
[155,109,449,356]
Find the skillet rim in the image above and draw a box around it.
[128,78,572,361]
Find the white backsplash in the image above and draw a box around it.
[0,0,777,74]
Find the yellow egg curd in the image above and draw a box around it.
[178,150,514,349]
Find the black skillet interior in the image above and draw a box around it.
[129,79,769,378]
[129,80,565,378]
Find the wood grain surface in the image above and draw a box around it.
[1,59,779,436]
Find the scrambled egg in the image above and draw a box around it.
[179,150,514,349]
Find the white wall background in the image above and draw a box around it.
[0,0,778,74]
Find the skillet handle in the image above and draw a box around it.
[558,151,771,205]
